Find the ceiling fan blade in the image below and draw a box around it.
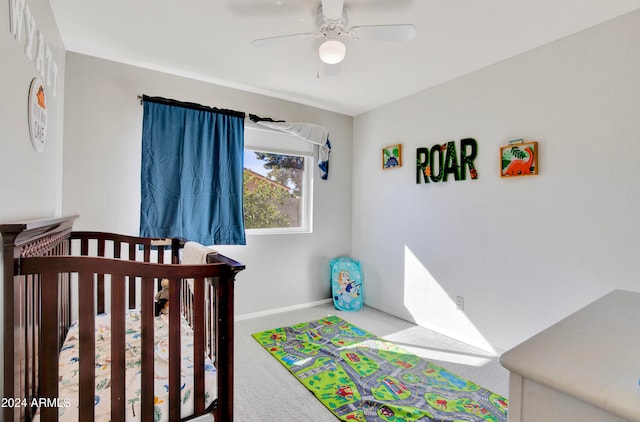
[321,0,344,22]
[251,33,318,47]
[347,24,417,42]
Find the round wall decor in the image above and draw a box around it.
[28,77,48,152]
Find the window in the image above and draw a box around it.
[243,125,313,233]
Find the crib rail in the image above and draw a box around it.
[20,256,236,422]
[69,232,182,312]
[2,218,244,422]
[70,231,181,263]
[66,231,243,420]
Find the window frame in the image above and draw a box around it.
[243,125,314,235]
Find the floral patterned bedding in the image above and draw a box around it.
[38,310,217,421]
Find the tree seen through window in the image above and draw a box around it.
[243,151,305,229]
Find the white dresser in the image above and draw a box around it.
[500,289,640,422]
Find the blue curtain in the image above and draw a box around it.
[140,97,246,245]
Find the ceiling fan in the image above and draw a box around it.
[251,0,416,65]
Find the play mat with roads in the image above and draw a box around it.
[252,315,508,422]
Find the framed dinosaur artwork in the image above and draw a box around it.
[500,140,538,177]
[382,143,402,169]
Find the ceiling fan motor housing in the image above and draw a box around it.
[317,4,348,35]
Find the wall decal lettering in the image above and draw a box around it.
[417,138,478,184]
[9,0,59,96]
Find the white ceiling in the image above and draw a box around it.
[49,0,640,116]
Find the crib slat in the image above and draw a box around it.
[60,271,69,341]
[128,245,137,309]
[172,239,181,264]
[216,271,235,420]
[26,275,36,410]
[97,239,106,314]
[140,277,155,422]
[40,272,59,422]
[207,284,214,361]
[78,271,95,421]
[158,245,165,263]
[97,238,105,256]
[193,277,206,414]
[33,275,41,412]
[111,275,126,422]
[168,277,181,421]
[128,276,136,310]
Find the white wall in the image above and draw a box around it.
[0,0,65,220]
[61,53,353,315]
[1,0,66,406]
[352,10,640,353]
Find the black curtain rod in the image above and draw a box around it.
[138,95,245,119]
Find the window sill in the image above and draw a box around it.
[245,227,312,236]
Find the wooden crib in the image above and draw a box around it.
[1,216,244,421]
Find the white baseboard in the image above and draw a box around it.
[236,298,333,322]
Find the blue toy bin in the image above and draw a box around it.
[330,256,363,311]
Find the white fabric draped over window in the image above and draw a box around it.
[248,115,332,180]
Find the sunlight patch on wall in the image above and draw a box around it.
[403,245,496,354]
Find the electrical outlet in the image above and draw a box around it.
[455,296,464,311]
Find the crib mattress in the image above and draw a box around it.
[40,310,217,421]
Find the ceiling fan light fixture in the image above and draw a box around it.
[319,39,346,64]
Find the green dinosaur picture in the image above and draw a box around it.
[383,144,402,169]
